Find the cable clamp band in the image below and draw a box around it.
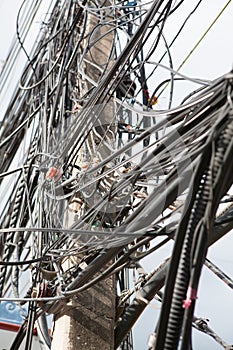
[182,286,197,309]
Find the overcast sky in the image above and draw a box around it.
[0,1,233,349]
[133,1,233,348]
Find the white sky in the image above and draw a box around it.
[133,2,233,348]
[0,1,233,349]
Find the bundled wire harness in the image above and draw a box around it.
[0,0,232,349]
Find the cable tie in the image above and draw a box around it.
[182,286,198,309]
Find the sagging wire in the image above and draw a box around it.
[157,0,233,99]
[0,1,232,349]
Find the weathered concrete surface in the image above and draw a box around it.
[51,2,116,349]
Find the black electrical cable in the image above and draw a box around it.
[16,0,38,79]
[154,78,233,350]
[0,2,232,349]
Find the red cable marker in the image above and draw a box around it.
[46,167,62,182]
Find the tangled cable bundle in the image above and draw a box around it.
[0,1,233,349]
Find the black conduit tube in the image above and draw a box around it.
[155,84,233,350]
[163,169,212,350]
[180,114,233,349]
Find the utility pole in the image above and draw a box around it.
[51,2,116,349]
[0,2,232,350]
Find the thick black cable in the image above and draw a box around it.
[154,79,233,350]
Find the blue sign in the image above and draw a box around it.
[0,302,27,325]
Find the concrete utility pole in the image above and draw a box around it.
[51,2,116,349]
[51,277,115,350]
